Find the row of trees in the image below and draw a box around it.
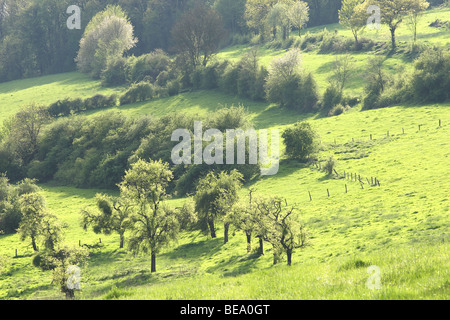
[0,104,260,192]
[82,160,309,273]
[339,0,430,48]
[0,0,446,82]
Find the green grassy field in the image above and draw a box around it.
[0,7,449,300]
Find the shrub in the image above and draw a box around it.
[156,70,170,87]
[119,82,154,105]
[328,104,350,117]
[84,94,112,110]
[167,79,181,96]
[411,47,450,103]
[203,62,227,90]
[323,156,337,175]
[101,56,128,86]
[220,63,240,95]
[282,122,319,161]
[265,48,320,111]
[322,84,343,112]
[128,49,171,84]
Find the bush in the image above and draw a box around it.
[85,94,114,110]
[128,49,171,84]
[282,122,319,161]
[411,47,450,103]
[220,63,240,95]
[119,82,154,105]
[322,84,343,112]
[323,156,337,175]
[167,79,181,96]
[328,104,350,117]
[265,49,320,112]
[101,56,128,86]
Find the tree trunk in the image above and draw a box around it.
[224,223,229,244]
[119,233,124,249]
[258,237,264,256]
[151,251,156,273]
[208,219,216,238]
[273,252,278,265]
[287,249,292,266]
[246,233,252,253]
[390,26,396,49]
[32,236,38,252]
[353,29,359,45]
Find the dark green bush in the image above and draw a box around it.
[282,122,319,161]
[119,82,154,105]
[322,84,343,112]
[411,47,450,103]
[101,56,128,86]
[128,49,171,84]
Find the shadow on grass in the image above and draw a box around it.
[206,252,263,277]
[164,237,225,261]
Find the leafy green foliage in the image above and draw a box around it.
[282,122,320,161]
[81,194,132,248]
[194,170,243,239]
[265,48,319,111]
[119,159,179,272]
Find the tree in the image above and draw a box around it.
[17,191,63,252]
[228,189,266,254]
[81,194,132,249]
[267,2,291,40]
[339,0,366,45]
[406,0,430,43]
[362,56,389,109]
[288,0,310,37]
[265,48,307,110]
[6,104,49,167]
[411,47,450,102]
[282,121,320,161]
[38,245,89,299]
[75,5,137,78]
[171,4,226,69]
[331,54,353,93]
[370,0,430,48]
[118,159,177,273]
[245,0,277,39]
[215,0,247,34]
[194,170,243,242]
[254,196,308,266]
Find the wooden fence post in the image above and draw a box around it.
[308,191,312,201]
[345,184,348,194]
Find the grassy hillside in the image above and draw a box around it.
[0,7,449,300]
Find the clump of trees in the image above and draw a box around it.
[265,48,319,112]
[0,175,88,299]
[339,0,430,49]
[192,172,309,266]
[362,46,450,109]
[75,5,138,79]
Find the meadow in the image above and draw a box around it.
[0,7,449,300]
